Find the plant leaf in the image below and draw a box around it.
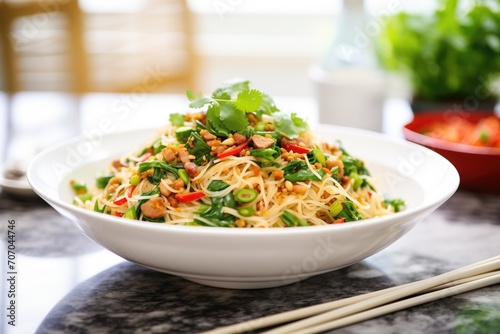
[186,89,196,101]
[273,112,307,139]
[206,104,230,137]
[234,89,263,112]
[189,96,215,109]
[212,79,250,99]
[169,113,185,127]
[219,103,249,132]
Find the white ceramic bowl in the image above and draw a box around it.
[27,125,459,289]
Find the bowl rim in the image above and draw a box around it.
[27,125,460,237]
[403,111,500,156]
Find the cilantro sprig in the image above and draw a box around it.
[186,79,308,139]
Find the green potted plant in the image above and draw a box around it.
[377,0,500,112]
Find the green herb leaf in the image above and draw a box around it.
[206,104,230,137]
[186,131,212,165]
[250,145,280,162]
[257,92,280,116]
[189,96,216,109]
[96,174,114,189]
[194,186,237,227]
[212,79,250,99]
[235,89,263,112]
[138,161,179,178]
[147,167,167,185]
[186,89,196,101]
[273,112,308,139]
[336,201,362,222]
[94,200,106,213]
[219,103,249,132]
[169,113,185,127]
[280,210,309,227]
[383,198,406,213]
[207,180,230,192]
[291,113,308,134]
[282,160,325,182]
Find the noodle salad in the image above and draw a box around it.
[71,79,404,228]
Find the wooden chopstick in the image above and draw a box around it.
[263,256,500,334]
[200,255,500,334]
[293,271,500,334]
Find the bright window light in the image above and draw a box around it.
[79,0,148,13]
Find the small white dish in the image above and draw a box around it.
[27,125,459,289]
[0,161,36,197]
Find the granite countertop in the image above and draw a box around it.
[1,189,499,334]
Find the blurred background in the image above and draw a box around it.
[0,0,499,194]
[0,0,424,95]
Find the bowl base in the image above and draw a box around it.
[184,277,301,289]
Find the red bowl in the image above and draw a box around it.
[403,111,500,194]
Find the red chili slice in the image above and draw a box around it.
[113,197,127,206]
[175,191,206,203]
[139,148,153,162]
[217,139,251,159]
[113,186,136,206]
[333,218,346,224]
[281,138,311,154]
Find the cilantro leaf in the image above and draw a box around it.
[186,89,196,101]
[212,79,250,99]
[206,104,230,137]
[291,113,308,134]
[219,103,249,132]
[273,112,308,139]
[234,89,263,112]
[169,113,185,127]
[257,92,280,116]
[189,96,215,109]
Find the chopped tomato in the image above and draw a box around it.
[114,212,123,217]
[217,139,250,159]
[281,138,311,154]
[175,191,206,203]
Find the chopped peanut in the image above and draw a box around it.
[292,185,308,194]
[172,179,185,190]
[250,165,261,176]
[221,138,235,146]
[235,219,246,228]
[272,169,284,179]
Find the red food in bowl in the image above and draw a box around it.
[403,111,500,194]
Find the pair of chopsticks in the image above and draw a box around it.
[201,255,500,334]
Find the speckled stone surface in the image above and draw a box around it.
[1,190,500,334]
